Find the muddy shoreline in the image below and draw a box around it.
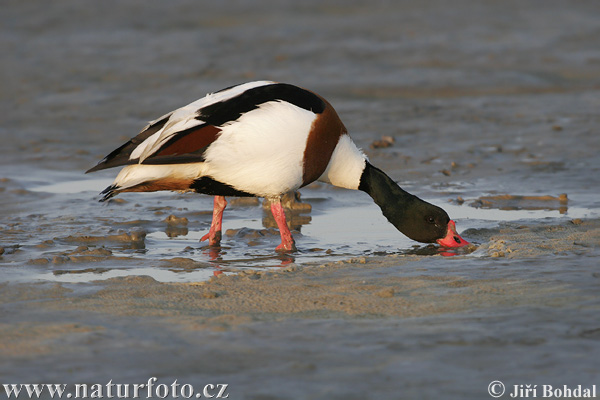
[2,218,599,398]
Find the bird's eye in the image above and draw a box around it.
[427,216,435,224]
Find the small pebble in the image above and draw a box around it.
[243,271,261,280]
[108,198,127,205]
[375,288,395,298]
[164,214,188,225]
[29,258,50,265]
[558,193,568,204]
[52,255,70,264]
[370,136,395,149]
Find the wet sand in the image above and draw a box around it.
[2,1,600,399]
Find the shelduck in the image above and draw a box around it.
[87,81,469,251]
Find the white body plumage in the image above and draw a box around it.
[97,81,366,199]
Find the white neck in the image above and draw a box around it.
[318,134,367,190]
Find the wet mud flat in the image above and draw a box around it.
[1,219,600,399]
[2,1,600,399]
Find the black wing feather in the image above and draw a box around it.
[85,116,169,173]
[86,82,325,174]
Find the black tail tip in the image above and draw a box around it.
[99,185,119,202]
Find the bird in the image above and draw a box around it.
[87,81,469,252]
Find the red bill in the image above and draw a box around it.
[436,220,470,248]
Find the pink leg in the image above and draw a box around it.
[270,198,297,252]
[201,196,227,246]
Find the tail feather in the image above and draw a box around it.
[95,164,205,202]
[99,185,119,202]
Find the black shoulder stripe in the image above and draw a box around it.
[196,83,325,127]
[141,154,206,165]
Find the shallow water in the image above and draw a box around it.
[0,170,443,282]
[3,168,597,285]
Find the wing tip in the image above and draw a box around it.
[86,163,105,174]
[86,156,139,174]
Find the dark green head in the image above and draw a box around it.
[359,162,469,247]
